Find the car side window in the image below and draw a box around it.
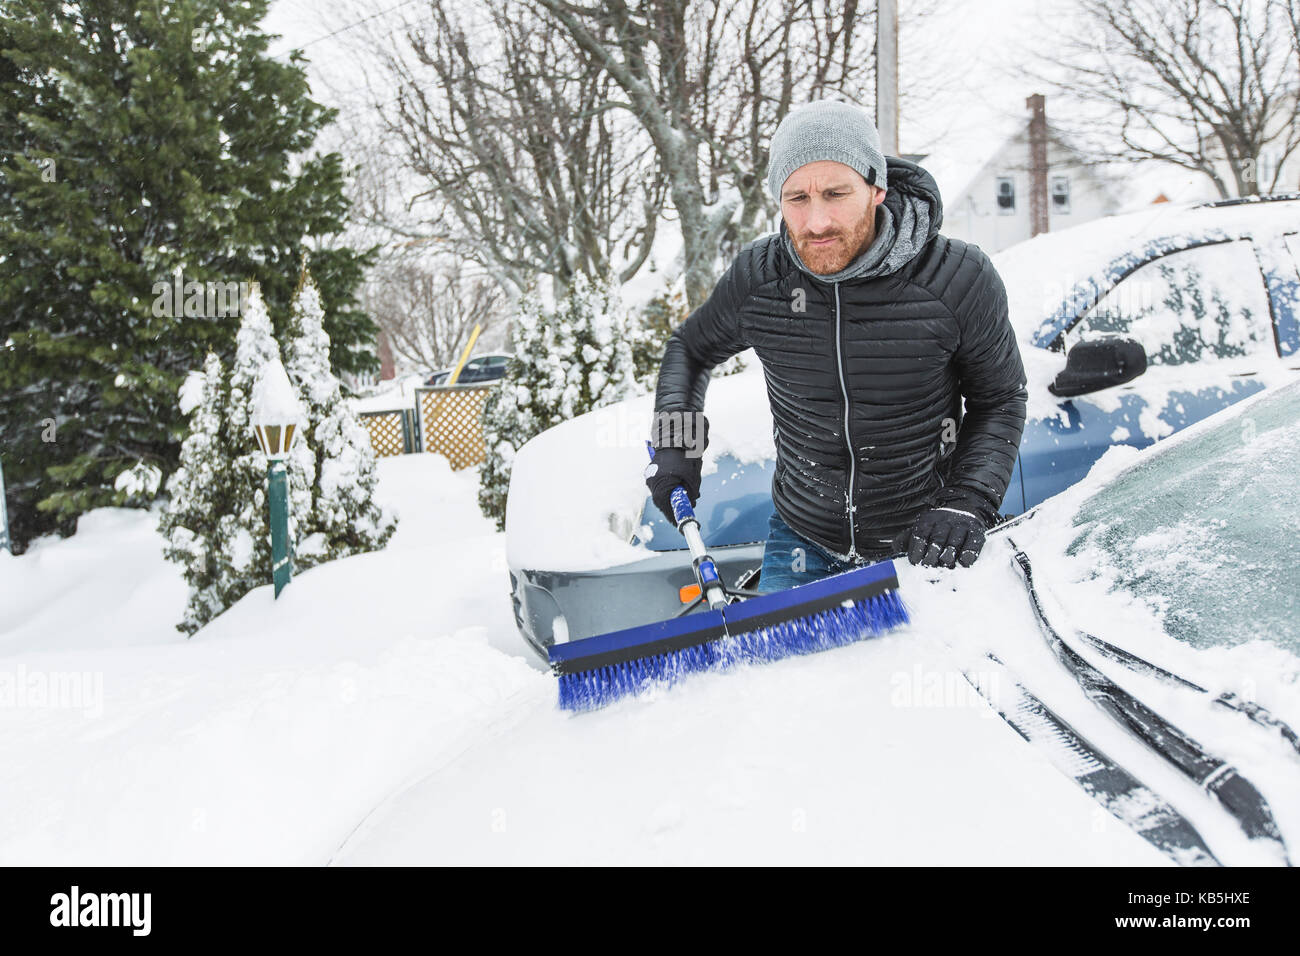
[1068,241,1273,366]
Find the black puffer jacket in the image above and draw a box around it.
[654,157,1028,562]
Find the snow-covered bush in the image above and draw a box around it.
[635,285,746,380]
[158,284,314,634]
[284,267,397,564]
[158,352,229,633]
[112,461,163,506]
[478,272,644,529]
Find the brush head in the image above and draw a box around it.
[551,560,909,711]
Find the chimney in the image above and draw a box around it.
[1026,93,1049,237]
[377,329,396,381]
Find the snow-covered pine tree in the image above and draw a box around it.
[284,266,396,564]
[634,288,687,389]
[157,352,230,634]
[159,283,315,634]
[479,272,643,529]
[223,282,315,590]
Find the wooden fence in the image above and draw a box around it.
[358,383,498,470]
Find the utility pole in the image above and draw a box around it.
[877,0,899,156]
[1027,93,1050,237]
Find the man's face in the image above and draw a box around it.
[780,160,887,275]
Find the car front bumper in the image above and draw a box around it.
[509,542,767,660]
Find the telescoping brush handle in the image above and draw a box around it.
[647,442,728,611]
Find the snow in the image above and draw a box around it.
[334,623,1163,866]
[0,453,537,864]
[178,368,206,416]
[993,197,1300,348]
[506,356,772,573]
[3,436,1257,865]
[348,373,426,414]
[251,356,304,427]
[113,462,162,498]
[227,527,254,573]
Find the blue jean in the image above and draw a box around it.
[757,512,859,594]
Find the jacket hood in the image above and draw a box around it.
[781,155,944,283]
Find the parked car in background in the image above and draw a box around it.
[425,353,512,386]
[506,194,1300,657]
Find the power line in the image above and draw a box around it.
[267,0,426,59]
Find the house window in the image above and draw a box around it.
[1256,150,1279,190]
[995,177,1015,214]
[1051,176,1071,214]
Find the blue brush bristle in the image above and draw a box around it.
[558,589,909,712]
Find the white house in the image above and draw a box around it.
[919,122,1123,255]
[919,97,1300,255]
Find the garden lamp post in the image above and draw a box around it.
[251,358,304,598]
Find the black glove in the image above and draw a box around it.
[645,412,709,525]
[892,487,999,569]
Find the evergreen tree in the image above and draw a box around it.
[634,289,687,389]
[158,284,312,634]
[634,285,746,384]
[157,352,230,634]
[0,0,375,551]
[284,265,396,565]
[479,272,643,529]
[224,282,315,582]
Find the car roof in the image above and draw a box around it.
[993,195,1300,349]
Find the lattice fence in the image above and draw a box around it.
[358,409,415,457]
[414,384,496,470]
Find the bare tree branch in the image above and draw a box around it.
[1020,0,1300,198]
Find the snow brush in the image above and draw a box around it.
[548,446,910,711]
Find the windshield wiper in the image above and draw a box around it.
[1007,540,1291,865]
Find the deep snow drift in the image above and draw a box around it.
[2,437,1296,865]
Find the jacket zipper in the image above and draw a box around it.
[833,281,859,561]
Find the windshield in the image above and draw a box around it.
[633,454,774,551]
[1066,380,1300,654]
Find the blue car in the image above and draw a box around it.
[507,194,1300,657]
[999,194,1300,512]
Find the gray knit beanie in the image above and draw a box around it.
[766,99,888,204]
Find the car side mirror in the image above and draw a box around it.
[1048,337,1148,397]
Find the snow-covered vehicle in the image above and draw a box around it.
[499,377,1300,865]
[998,193,1300,510]
[507,194,1300,657]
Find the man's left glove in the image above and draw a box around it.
[892,487,1000,569]
[645,412,709,526]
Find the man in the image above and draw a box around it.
[645,99,1028,592]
